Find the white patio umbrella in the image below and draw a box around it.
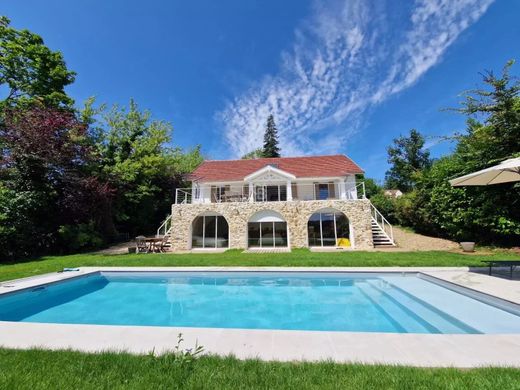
[449,157,520,187]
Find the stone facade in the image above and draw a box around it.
[170,199,374,251]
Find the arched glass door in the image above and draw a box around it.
[247,210,288,248]
[192,215,229,248]
[307,211,350,247]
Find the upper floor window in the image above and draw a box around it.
[314,183,336,200]
[211,185,228,203]
[255,185,287,202]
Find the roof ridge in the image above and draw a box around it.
[202,154,346,163]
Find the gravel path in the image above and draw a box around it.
[93,241,134,255]
[391,226,459,251]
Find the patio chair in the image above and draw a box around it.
[221,190,231,202]
[158,235,170,253]
[135,236,148,253]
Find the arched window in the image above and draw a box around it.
[247,210,288,248]
[192,214,229,249]
[308,209,350,247]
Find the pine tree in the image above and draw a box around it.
[262,115,281,157]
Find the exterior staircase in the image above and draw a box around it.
[156,215,173,250]
[369,203,395,247]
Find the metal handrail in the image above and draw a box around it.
[156,215,172,237]
[175,188,192,204]
[369,202,394,244]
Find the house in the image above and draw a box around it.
[158,154,395,251]
[384,189,403,198]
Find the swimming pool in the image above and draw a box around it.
[1,271,520,334]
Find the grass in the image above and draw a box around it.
[1,248,520,282]
[1,348,520,390]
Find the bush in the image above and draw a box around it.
[389,157,520,244]
[393,191,431,234]
[0,185,57,261]
[58,223,104,253]
[369,193,397,224]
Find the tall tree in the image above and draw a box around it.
[0,17,93,260]
[86,99,203,236]
[453,60,520,167]
[0,106,108,259]
[384,129,431,192]
[262,115,281,158]
[0,16,75,108]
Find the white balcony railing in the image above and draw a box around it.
[175,182,367,205]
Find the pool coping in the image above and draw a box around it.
[1,266,520,368]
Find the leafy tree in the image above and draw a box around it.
[86,99,203,236]
[0,16,75,108]
[241,148,264,159]
[262,115,281,158]
[384,129,431,192]
[0,18,97,260]
[0,105,108,259]
[453,60,520,167]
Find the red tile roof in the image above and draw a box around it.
[188,154,363,182]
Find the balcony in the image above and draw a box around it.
[175,182,366,204]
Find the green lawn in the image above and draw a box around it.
[1,348,520,390]
[1,248,520,282]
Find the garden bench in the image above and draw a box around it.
[482,260,520,279]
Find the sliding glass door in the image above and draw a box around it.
[254,185,287,202]
[248,221,288,248]
[320,212,336,246]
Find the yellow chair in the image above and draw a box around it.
[337,238,351,247]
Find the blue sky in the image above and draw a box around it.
[3,0,519,180]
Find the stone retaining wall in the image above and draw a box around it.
[170,199,374,251]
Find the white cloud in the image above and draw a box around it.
[217,0,494,158]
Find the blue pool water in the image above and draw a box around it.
[1,272,520,334]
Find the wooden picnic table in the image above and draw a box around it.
[145,237,164,253]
